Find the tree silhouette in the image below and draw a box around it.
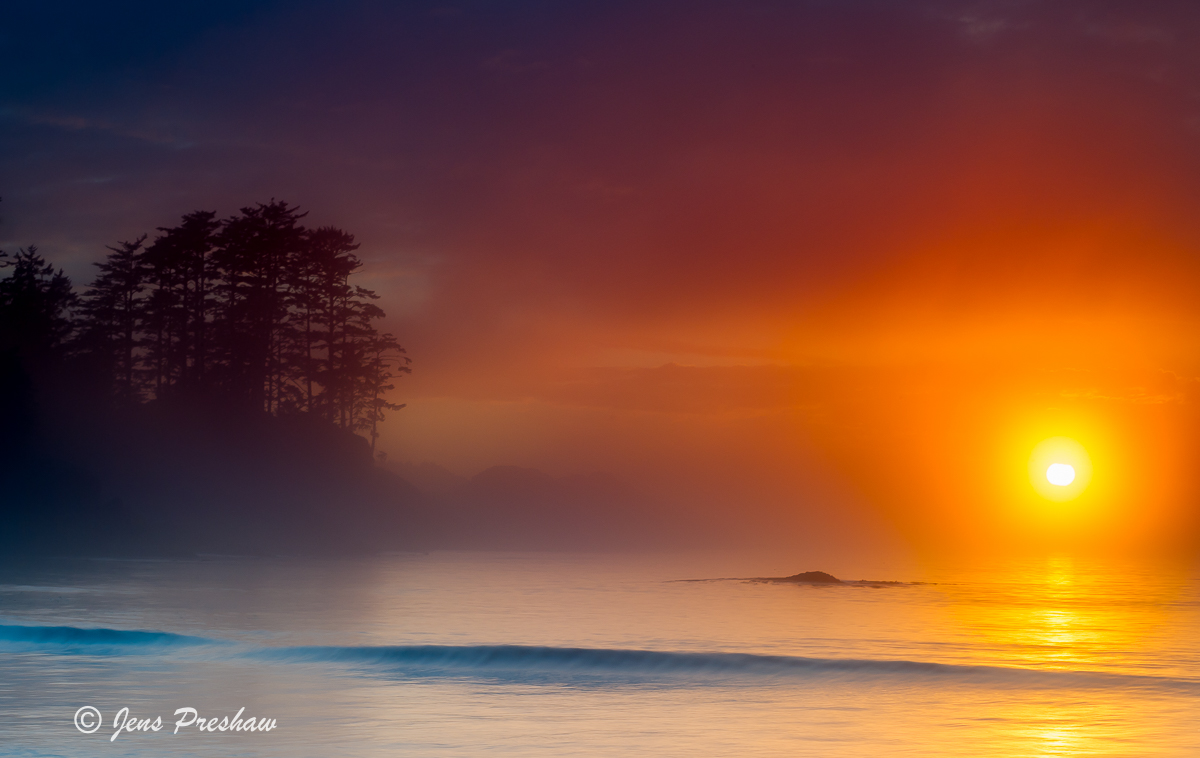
[286,225,361,417]
[142,210,220,395]
[0,246,77,359]
[77,237,146,401]
[358,330,410,452]
[0,201,420,558]
[213,200,307,412]
[61,201,410,434]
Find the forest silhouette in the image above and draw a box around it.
[0,201,679,557]
[0,201,422,556]
[60,201,407,444]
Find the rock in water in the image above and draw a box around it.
[777,571,841,584]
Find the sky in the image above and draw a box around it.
[6,0,1200,557]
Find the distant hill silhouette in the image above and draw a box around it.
[384,462,672,551]
[384,460,467,496]
[3,399,677,556]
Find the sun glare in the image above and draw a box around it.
[1029,437,1092,502]
[1046,463,1075,486]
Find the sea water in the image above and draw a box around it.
[1,551,1198,757]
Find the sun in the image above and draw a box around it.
[1029,437,1092,502]
[1046,463,1075,486]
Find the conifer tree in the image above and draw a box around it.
[62,201,411,436]
[213,201,307,412]
[144,211,220,393]
[0,246,76,358]
[77,237,146,400]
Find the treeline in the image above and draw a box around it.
[0,200,410,449]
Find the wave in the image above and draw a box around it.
[0,623,210,647]
[265,644,979,676]
[259,645,1195,690]
[2,624,1194,690]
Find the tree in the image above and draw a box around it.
[355,330,410,452]
[213,201,307,412]
[285,225,361,416]
[142,211,220,394]
[76,237,147,400]
[67,201,411,436]
[0,246,77,359]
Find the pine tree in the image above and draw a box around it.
[213,201,307,412]
[286,225,361,416]
[355,330,410,452]
[76,237,147,400]
[68,201,411,436]
[144,211,220,394]
[0,246,77,358]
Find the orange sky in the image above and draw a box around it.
[373,5,1200,557]
[9,0,1200,556]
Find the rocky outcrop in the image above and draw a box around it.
[768,570,842,583]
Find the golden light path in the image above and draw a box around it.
[934,555,1193,756]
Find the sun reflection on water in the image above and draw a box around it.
[919,555,1200,756]
[937,554,1191,677]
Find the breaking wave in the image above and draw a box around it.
[2,624,1194,690]
[0,624,209,647]
[257,645,1196,689]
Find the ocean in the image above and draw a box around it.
[1,551,1198,757]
